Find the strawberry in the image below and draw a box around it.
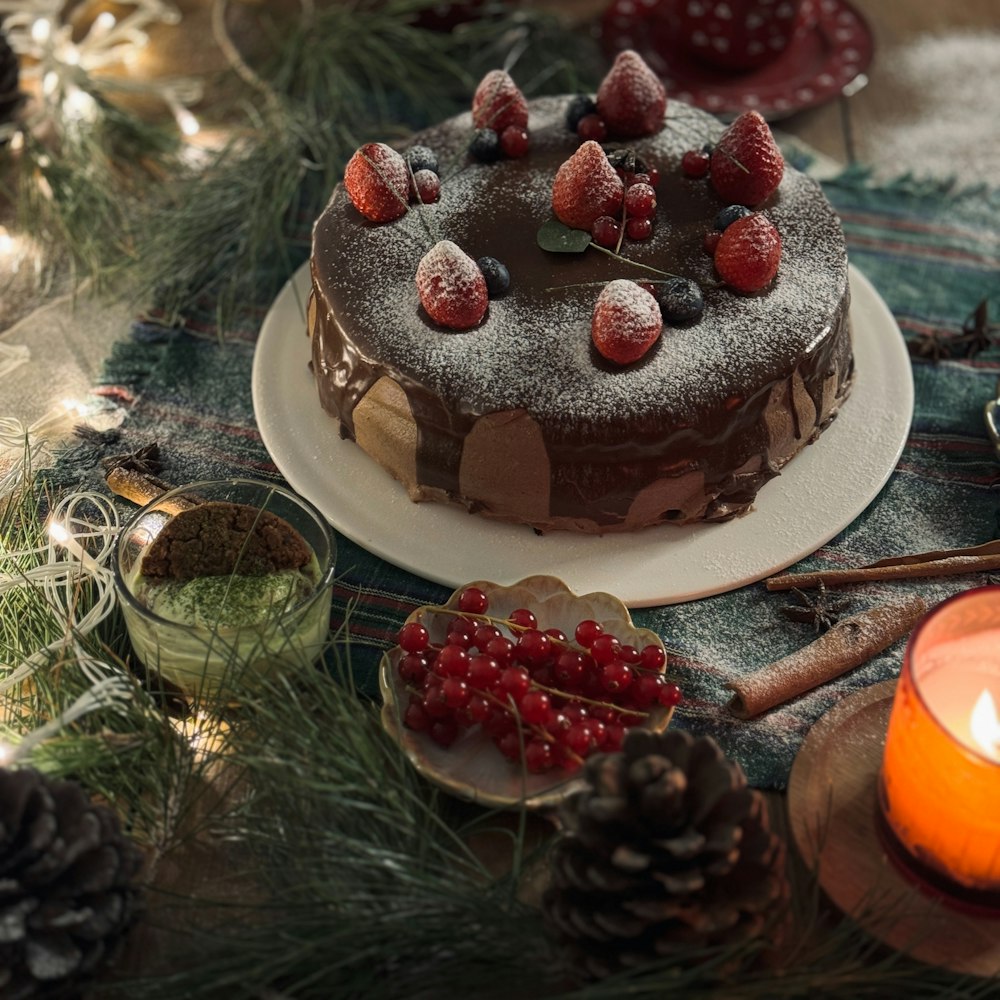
[551,141,625,232]
[416,240,488,330]
[596,49,667,139]
[714,213,782,293]
[709,110,784,207]
[591,280,662,365]
[472,70,529,133]
[344,142,409,223]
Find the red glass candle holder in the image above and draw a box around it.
[878,586,1000,912]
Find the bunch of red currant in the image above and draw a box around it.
[394,586,681,775]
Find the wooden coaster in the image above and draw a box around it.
[787,680,1000,977]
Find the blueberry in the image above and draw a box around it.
[477,256,510,298]
[470,128,501,163]
[714,204,753,231]
[405,144,438,175]
[658,277,704,324]
[565,94,597,133]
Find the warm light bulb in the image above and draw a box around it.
[971,690,1000,760]
[175,108,200,137]
[31,18,52,44]
[0,227,13,256]
[94,11,117,33]
[43,71,59,97]
[64,87,98,122]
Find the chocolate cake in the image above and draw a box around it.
[307,97,853,533]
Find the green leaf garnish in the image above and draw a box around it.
[537,219,592,253]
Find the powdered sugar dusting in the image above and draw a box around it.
[313,96,848,447]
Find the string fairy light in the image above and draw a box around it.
[0,0,202,140]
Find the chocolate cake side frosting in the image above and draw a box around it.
[307,97,853,533]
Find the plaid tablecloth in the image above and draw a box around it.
[54,169,1000,788]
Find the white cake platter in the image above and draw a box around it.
[252,263,912,608]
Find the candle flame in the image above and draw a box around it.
[970,690,1000,759]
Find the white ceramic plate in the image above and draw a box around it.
[252,264,912,608]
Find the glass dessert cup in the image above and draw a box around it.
[115,478,335,700]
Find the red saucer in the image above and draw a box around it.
[600,0,874,120]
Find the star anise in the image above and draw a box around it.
[100,441,162,477]
[954,298,997,359]
[779,583,852,633]
[907,327,956,363]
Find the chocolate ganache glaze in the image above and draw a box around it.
[308,97,853,533]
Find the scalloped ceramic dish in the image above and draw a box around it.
[379,575,669,810]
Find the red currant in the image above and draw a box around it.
[473,624,502,649]
[442,676,470,708]
[429,719,459,747]
[410,168,440,204]
[681,149,710,178]
[625,216,652,241]
[703,230,721,255]
[545,627,568,643]
[565,722,591,756]
[509,608,537,630]
[525,739,554,773]
[630,172,651,187]
[620,644,641,664]
[458,587,489,614]
[404,701,430,732]
[516,629,552,666]
[398,621,429,653]
[466,694,491,723]
[575,619,603,648]
[468,654,500,689]
[519,689,551,725]
[499,666,531,701]
[543,711,571,739]
[602,722,626,752]
[496,730,522,760]
[659,681,683,707]
[500,125,529,158]
[554,650,586,689]
[422,684,450,719]
[631,673,661,707]
[576,113,607,142]
[601,660,633,692]
[436,644,470,677]
[590,633,621,665]
[624,182,656,219]
[646,166,660,187]
[640,644,666,671]
[446,619,475,648]
[591,215,621,249]
[485,636,515,664]
[398,652,429,684]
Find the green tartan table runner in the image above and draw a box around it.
[53,169,1000,789]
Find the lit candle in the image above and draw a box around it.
[879,586,1000,907]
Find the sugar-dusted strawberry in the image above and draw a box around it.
[552,141,625,232]
[591,280,662,365]
[472,69,528,133]
[344,142,409,223]
[714,213,782,293]
[596,49,666,139]
[709,110,784,207]
[416,240,488,330]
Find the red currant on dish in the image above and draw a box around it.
[601,660,633,692]
[436,644,470,677]
[442,676,470,708]
[509,608,537,630]
[499,665,531,701]
[574,619,603,648]
[398,621,429,652]
[659,681,683,707]
[519,689,552,725]
[458,586,489,614]
[525,739,554,773]
[516,629,553,665]
[468,655,501,689]
[640,644,666,671]
[590,633,621,665]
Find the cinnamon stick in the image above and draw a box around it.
[726,595,927,719]
[105,466,198,513]
[765,542,1000,592]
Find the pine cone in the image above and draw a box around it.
[543,729,787,981]
[0,28,22,126]
[0,767,144,999]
